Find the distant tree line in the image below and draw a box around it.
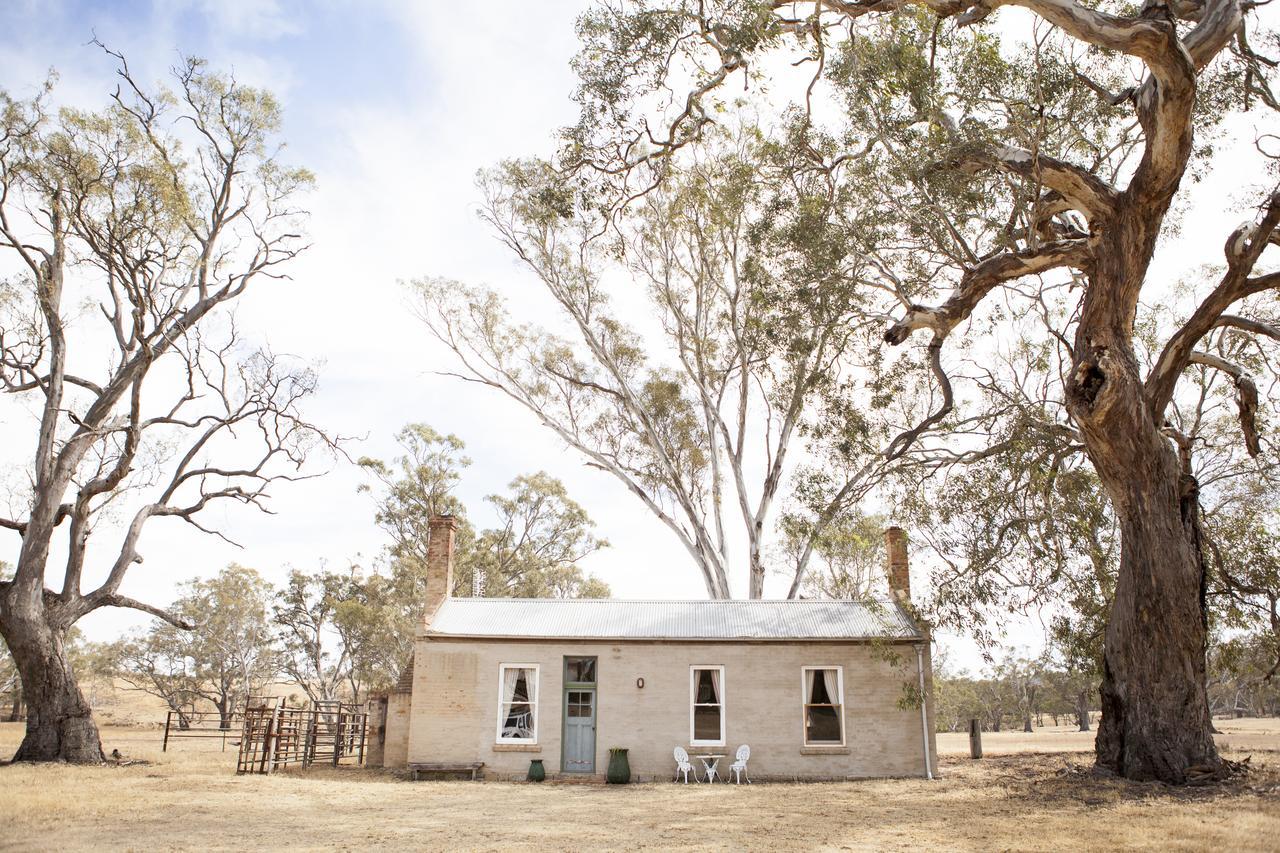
[932,651,1095,735]
[932,633,1280,736]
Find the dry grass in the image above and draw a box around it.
[3,721,1280,851]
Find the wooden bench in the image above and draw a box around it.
[409,762,485,781]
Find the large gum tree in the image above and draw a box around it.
[0,50,331,762]
[555,0,1279,782]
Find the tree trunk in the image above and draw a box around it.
[748,537,765,599]
[1023,714,1033,734]
[1092,474,1217,782]
[1071,367,1217,780]
[1077,691,1091,733]
[7,688,22,722]
[2,618,103,763]
[1065,195,1219,783]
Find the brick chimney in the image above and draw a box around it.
[884,526,910,603]
[424,514,458,619]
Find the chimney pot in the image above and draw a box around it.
[884,526,910,603]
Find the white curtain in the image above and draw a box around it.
[501,667,520,708]
[500,667,534,738]
[708,668,721,704]
[822,669,839,706]
[805,669,817,703]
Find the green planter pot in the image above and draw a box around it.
[527,759,546,782]
[606,748,630,784]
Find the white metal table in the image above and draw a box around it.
[694,753,725,783]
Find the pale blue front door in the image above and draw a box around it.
[564,689,596,773]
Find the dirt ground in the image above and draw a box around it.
[2,720,1279,852]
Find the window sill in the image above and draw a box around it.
[800,746,850,755]
[493,743,541,753]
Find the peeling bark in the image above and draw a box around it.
[1,615,103,763]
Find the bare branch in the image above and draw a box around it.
[96,594,194,630]
[1188,351,1262,455]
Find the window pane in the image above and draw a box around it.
[512,670,531,703]
[806,706,842,743]
[693,705,721,741]
[502,702,535,739]
[695,670,719,704]
[810,673,833,705]
[567,658,596,683]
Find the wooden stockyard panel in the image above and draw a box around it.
[236,698,368,775]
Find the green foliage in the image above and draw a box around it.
[461,472,610,599]
[420,119,942,597]
[359,423,610,605]
[783,510,888,599]
[272,567,365,703]
[108,565,277,724]
[358,423,471,567]
[1209,632,1280,717]
[932,649,1089,733]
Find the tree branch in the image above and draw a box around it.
[1188,351,1262,455]
[97,594,194,630]
[884,239,1089,345]
[1147,191,1280,414]
[944,145,1119,220]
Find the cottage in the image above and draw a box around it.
[374,515,936,781]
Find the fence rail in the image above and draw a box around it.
[162,709,242,752]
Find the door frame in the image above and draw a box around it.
[561,656,598,774]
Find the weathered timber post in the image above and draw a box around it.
[357,710,367,766]
[333,712,344,767]
[969,718,983,759]
[162,710,172,752]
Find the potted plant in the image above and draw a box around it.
[527,759,546,782]
[606,747,630,784]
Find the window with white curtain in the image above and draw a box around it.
[496,664,538,743]
[690,666,725,746]
[802,666,845,746]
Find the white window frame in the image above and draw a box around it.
[801,665,846,747]
[495,663,540,744]
[689,665,726,747]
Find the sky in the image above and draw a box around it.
[0,0,1274,674]
[0,0,727,640]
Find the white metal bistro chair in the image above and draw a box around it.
[729,744,751,784]
[673,746,694,783]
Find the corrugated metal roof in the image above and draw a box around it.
[424,598,922,641]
